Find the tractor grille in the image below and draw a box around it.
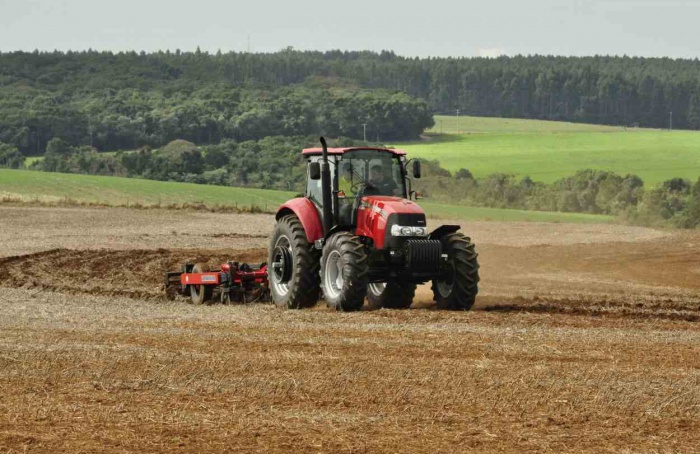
[406,239,442,272]
[384,213,428,249]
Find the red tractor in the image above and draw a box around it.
[268,137,479,311]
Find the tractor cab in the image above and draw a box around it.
[302,147,420,229]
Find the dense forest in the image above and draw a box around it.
[2,50,700,156]
[0,80,433,155]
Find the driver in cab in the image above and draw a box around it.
[369,164,398,196]
[337,163,356,225]
[338,163,356,197]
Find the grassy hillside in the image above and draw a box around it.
[397,115,700,186]
[0,169,613,224]
[0,169,294,210]
[426,115,633,134]
[421,201,613,223]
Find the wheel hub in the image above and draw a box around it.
[271,236,293,296]
[436,262,455,297]
[368,282,386,296]
[323,250,344,299]
[272,245,292,283]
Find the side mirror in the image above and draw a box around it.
[412,160,421,179]
[309,162,321,180]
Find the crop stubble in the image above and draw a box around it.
[1,207,699,453]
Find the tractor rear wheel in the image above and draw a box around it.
[321,232,368,312]
[190,262,213,305]
[367,281,416,309]
[268,214,320,309]
[431,233,479,310]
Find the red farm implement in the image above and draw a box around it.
[166,261,269,304]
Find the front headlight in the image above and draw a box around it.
[391,225,427,237]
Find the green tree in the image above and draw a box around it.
[455,168,474,180]
[0,142,24,168]
[45,137,73,156]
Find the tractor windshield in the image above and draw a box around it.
[336,150,406,198]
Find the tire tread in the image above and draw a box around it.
[431,233,479,310]
[268,215,320,309]
[321,232,368,312]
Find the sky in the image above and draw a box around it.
[1,0,699,58]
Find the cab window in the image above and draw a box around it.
[306,157,336,207]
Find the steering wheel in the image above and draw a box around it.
[353,181,379,196]
[362,181,383,196]
[350,180,363,195]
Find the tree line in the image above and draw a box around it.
[2,138,698,228]
[1,136,326,192]
[418,163,700,228]
[2,49,700,156]
[0,80,432,155]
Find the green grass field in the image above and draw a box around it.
[0,169,612,224]
[421,201,613,223]
[396,116,700,186]
[426,115,632,134]
[0,169,294,210]
[23,156,43,166]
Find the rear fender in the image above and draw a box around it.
[276,198,324,243]
[428,225,460,240]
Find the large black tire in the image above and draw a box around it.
[268,215,320,309]
[367,281,416,309]
[320,232,368,312]
[431,233,479,310]
[190,262,213,305]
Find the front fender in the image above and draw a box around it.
[276,198,324,243]
[428,225,460,240]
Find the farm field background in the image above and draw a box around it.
[396,115,700,185]
[0,169,293,211]
[0,169,614,224]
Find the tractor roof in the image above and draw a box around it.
[301,147,407,156]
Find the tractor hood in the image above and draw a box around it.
[359,196,426,218]
[355,196,427,249]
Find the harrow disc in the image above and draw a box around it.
[189,262,214,304]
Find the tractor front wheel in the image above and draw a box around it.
[268,215,320,309]
[367,281,416,309]
[321,232,368,312]
[431,233,480,310]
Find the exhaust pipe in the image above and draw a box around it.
[319,137,333,235]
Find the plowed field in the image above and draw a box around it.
[1,206,699,453]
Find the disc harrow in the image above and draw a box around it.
[166,261,270,304]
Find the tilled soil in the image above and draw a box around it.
[1,206,700,453]
[0,206,271,256]
[2,288,700,453]
[1,206,698,321]
[0,248,268,300]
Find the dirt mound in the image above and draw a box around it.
[0,248,268,300]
